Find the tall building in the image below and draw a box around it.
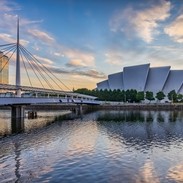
[0,51,9,84]
[97,63,183,95]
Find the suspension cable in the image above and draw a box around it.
[0,44,17,58]
[20,45,60,90]
[19,47,45,88]
[0,46,17,73]
[0,43,16,47]
[19,49,32,87]
[21,47,54,90]
[20,45,71,91]
[20,47,56,90]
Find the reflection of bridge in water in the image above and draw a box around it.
[0,18,99,118]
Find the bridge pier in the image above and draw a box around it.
[75,104,83,116]
[11,105,25,134]
[11,105,25,118]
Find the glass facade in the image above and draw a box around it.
[0,52,9,84]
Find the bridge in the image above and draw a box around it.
[0,18,99,118]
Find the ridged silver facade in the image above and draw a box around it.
[97,64,183,94]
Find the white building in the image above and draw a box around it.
[97,63,183,95]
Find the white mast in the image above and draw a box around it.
[15,17,21,97]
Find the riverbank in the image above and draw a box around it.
[95,103,183,110]
[1,103,183,111]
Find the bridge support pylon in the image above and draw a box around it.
[11,105,25,118]
[75,104,83,116]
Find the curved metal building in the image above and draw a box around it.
[97,64,183,94]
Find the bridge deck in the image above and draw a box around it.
[0,97,100,105]
[0,84,97,100]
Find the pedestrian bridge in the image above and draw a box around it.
[0,84,99,105]
[0,19,100,119]
[0,96,100,105]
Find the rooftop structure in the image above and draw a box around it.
[97,63,183,94]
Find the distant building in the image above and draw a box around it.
[0,51,9,84]
[97,63,183,95]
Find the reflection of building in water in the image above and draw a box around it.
[97,111,183,145]
[0,51,9,84]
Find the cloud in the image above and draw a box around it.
[109,0,171,43]
[164,14,183,43]
[0,33,16,43]
[0,0,20,12]
[20,19,44,26]
[50,67,106,79]
[105,51,123,65]
[54,52,64,57]
[33,55,54,65]
[66,59,87,67]
[76,69,106,79]
[64,48,95,67]
[27,29,55,44]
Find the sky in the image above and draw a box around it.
[0,0,183,90]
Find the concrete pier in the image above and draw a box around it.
[11,105,25,118]
[75,104,83,115]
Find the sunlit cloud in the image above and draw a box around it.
[147,45,183,69]
[109,0,171,43]
[164,14,183,43]
[105,51,124,66]
[27,29,55,44]
[33,55,54,65]
[50,67,106,79]
[53,52,64,57]
[64,48,95,67]
[66,59,87,67]
[0,33,16,43]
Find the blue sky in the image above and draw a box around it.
[0,0,183,90]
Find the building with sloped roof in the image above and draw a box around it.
[97,63,183,95]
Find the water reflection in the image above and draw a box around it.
[167,163,183,182]
[135,160,160,183]
[97,111,183,149]
[0,110,71,138]
[14,142,21,183]
[1,110,183,182]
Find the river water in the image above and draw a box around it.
[0,110,183,183]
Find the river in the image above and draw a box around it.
[0,110,183,183]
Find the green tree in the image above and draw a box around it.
[145,91,154,103]
[136,91,145,103]
[125,89,137,103]
[156,91,166,102]
[177,94,183,102]
[168,90,177,103]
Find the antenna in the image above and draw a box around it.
[15,17,21,97]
